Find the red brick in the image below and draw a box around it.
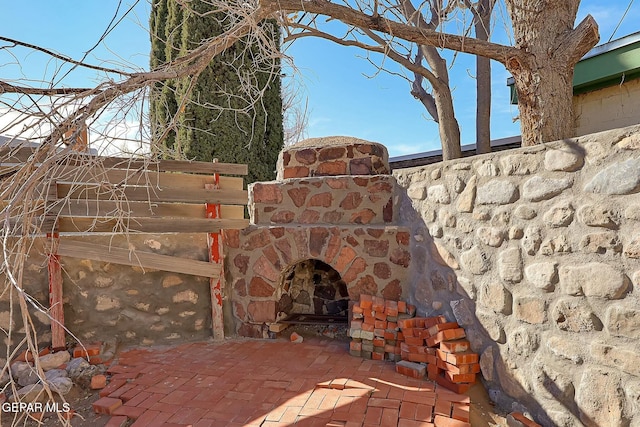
[405,336,425,346]
[360,294,373,309]
[398,420,435,427]
[372,296,385,312]
[434,399,452,417]
[99,379,128,398]
[442,350,479,366]
[435,390,471,404]
[425,316,447,328]
[427,322,460,336]
[372,351,385,360]
[375,319,388,329]
[130,410,173,427]
[350,320,363,330]
[396,361,426,379]
[113,405,146,419]
[364,406,383,425]
[435,374,472,394]
[91,375,107,390]
[368,398,401,409]
[452,403,470,422]
[398,318,414,330]
[403,391,436,406]
[385,307,399,317]
[439,340,470,354]
[433,414,471,427]
[400,401,417,419]
[73,343,102,358]
[105,416,128,427]
[16,347,50,363]
[510,412,543,427]
[426,329,466,347]
[109,383,137,399]
[415,404,433,422]
[397,301,407,313]
[352,303,364,314]
[362,323,375,332]
[436,359,480,375]
[384,331,398,340]
[408,353,430,363]
[384,344,397,353]
[427,364,440,381]
[373,337,385,347]
[93,397,123,415]
[407,304,417,316]
[381,407,400,427]
[350,341,363,351]
[62,409,76,421]
[124,391,152,407]
[444,371,476,384]
[363,316,376,326]
[374,311,388,321]
[402,327,415,337]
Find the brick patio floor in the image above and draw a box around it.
[95,337,472,427]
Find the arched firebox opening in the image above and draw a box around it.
[277,259,349,324]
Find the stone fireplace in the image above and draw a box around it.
[223,137,412,337]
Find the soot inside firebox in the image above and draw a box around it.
[278,259,349,322]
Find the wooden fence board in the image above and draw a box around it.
[57,217,248,234]
[57,240,221,278]
[62,155,248,175]
[49,166,245,190]
[56,183,248,205]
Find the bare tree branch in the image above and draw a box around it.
[0,36,136,77]
[0,82,96,96]
[269,0,523,64]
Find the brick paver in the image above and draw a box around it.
[97,337,471,426]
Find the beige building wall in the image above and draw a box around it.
[574,77,640,136]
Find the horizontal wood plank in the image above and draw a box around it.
[57,217,248,233]
[56,201,244,220]
[57,240,221,278]
[61,155,248,175]
[2,156,247,177]
[58,200,207,218]
[48,166,245,190]
[56,183,248,205]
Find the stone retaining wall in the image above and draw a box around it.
[393,124,640,426]
[1,234,213,351]
[0,239,50,355]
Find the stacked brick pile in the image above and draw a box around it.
[398,316,479,394]
[348,294,416,361]
[348,294,480,395]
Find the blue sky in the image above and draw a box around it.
[0,1,638,157]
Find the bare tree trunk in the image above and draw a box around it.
[505,0,598,145]
[475,0,493,154]
[423,49,462,160]
[434,83,462,160]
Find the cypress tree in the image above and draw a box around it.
[150,0,283,184]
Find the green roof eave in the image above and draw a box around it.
[508,32,640,104]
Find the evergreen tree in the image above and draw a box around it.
[150,0,283,184]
